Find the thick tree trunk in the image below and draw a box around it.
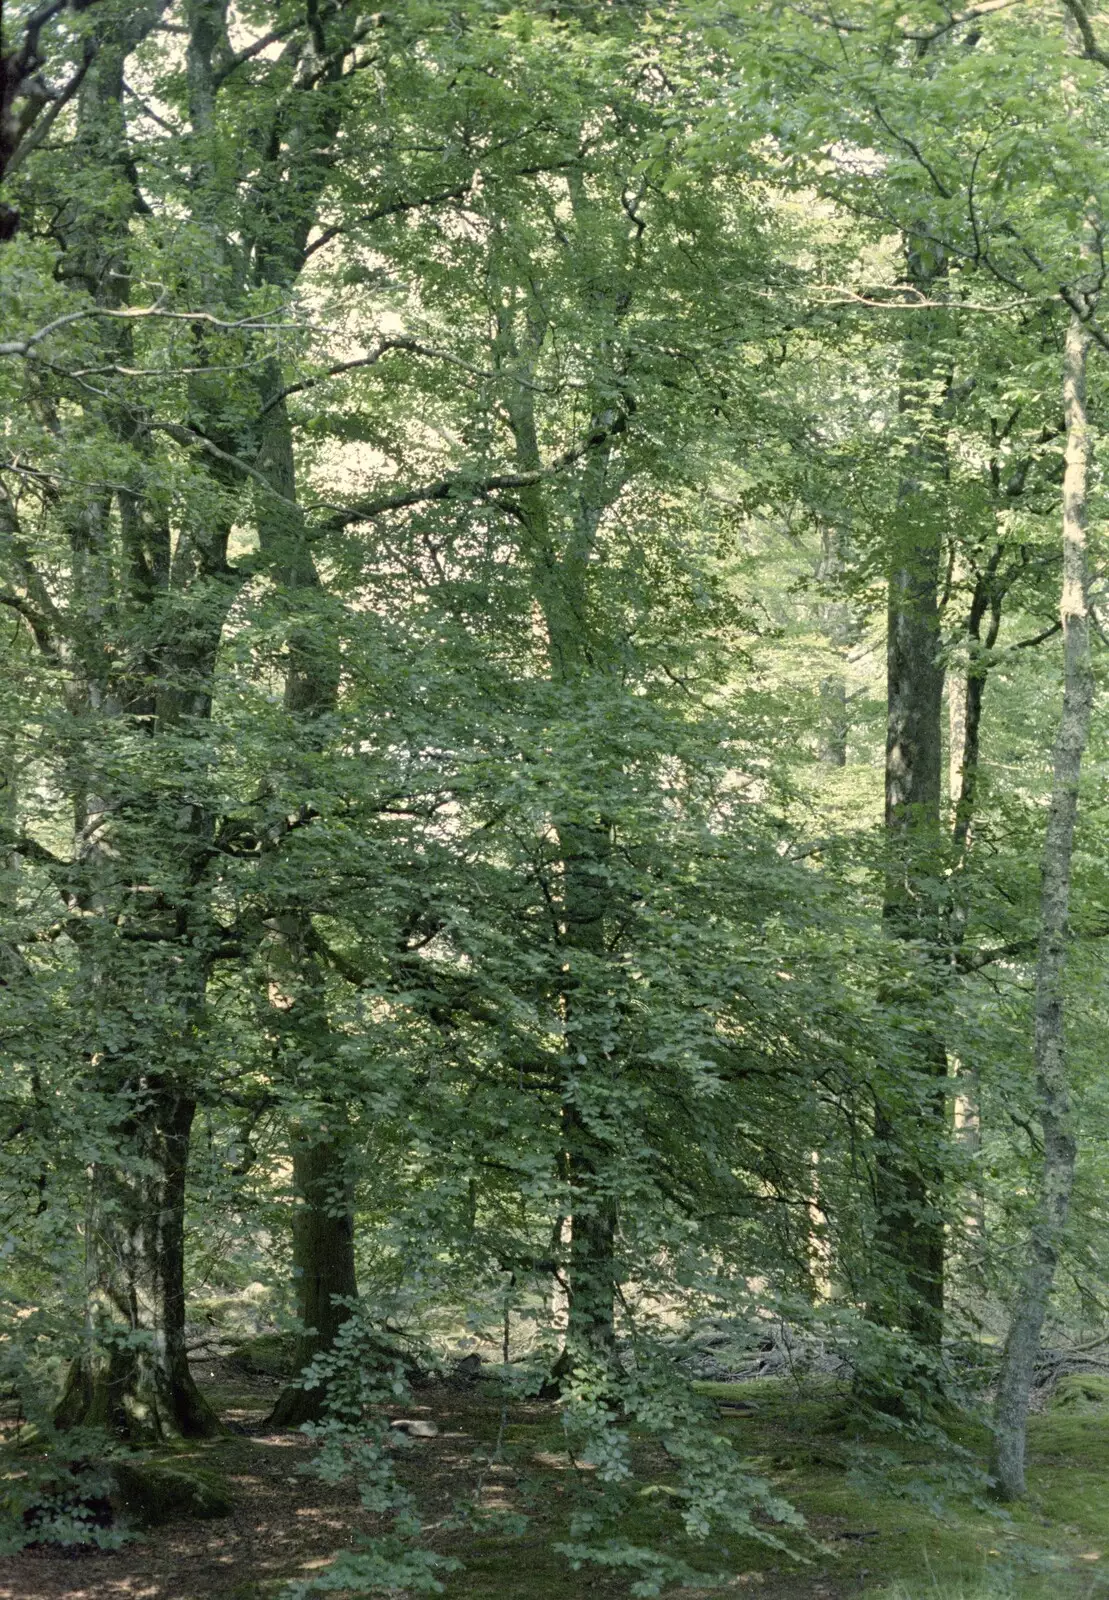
[57,1091,219,1439]
[990,312,1092,1500]
[268,1135,359,1429]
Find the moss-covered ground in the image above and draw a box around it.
[2,1367,1109,1599]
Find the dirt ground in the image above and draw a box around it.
[0,1369,641,1600]
[0,1368,364,1600]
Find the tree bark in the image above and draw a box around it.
[990,311,1092,1500]
[50,6,223,1441]
[57,1091,216,1439]
[268,1133,359,1429]
[873,245,949,1350]
[816,527,853,767]
[255,382,358,1428]
[496,286,626,1378]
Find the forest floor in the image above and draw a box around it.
[1,1364,1108,1600]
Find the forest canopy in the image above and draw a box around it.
[2,1,1109,1595]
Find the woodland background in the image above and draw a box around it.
[3,1,1109,1595]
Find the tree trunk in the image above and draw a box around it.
[872,243,950,1351]
[563,1165,618,1363]
[556,812,621,1372]
[947,570,1005,1264]
[51,8,223,1441]
[816,527,853,768]
[268,1134,359,1429]
[255,383,358,1427]
[990,311,1092,1500]
[875,450,947,1347]
[496,290,625,1378]
[57,1091,218,1439]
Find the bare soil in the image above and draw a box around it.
[0,1368,636,1600]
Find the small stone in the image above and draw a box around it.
[389,1418,438,1438]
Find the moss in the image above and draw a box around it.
[226,1332,297,1379]
[125,1373,1108,1598]
[1049,1372,1109,1411]
[110,1458,233,1524]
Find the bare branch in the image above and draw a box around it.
[212,23,302,86]
[784,4,866,31]
[122,78,178,136]
[813,284,1029,313]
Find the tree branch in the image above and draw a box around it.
[0,589,60,658]
[146,419,298,503]
[902,0,1023,44]
[321,410,629,531]
[264,336,554,415]
[0,828,69,870]
[1011,621,1062,650]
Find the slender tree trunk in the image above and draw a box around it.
[556,814,620,1373]
[990,312,1092,1499]
[496,293,625,1378]
[817,528,853,768]
[947,571,1005,1260]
